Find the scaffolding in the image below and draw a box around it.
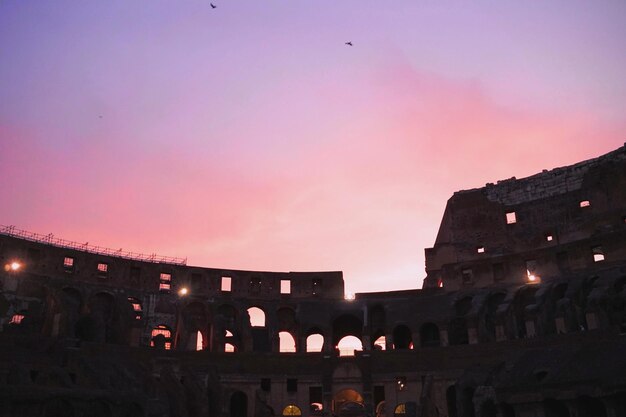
[0,225,187,266]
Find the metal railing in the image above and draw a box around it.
[0,225,187,266]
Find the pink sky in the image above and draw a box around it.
[1,1,625,293]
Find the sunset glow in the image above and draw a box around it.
[1,1,625,293]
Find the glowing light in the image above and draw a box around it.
[526,270,539,283]
[345,293,355,300]
[179,287,188,296]
[6,261,22,271]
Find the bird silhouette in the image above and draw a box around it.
[345,41,353,46]
[210,3,216,8]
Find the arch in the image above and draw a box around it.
[515,286,539,338]
[419,323,440,347]
[151,324,172,350]
[306,332,324,352]
[247,307,266,327]
[225,342,236,353]
[61,287,83,312]
[446,385,457,417]
[394,404,406,415]
[332,314,363,346]
[230,391,247,417]
[392,325,412,350]
[282,405,302,416]
[373,335,386,350]
[74,316,99,342]
[543,399,570,417]
[375,401,386,417]
[461,387,475,417]
[334,389,365,417]
[337,335,363,356]
[279,331,296,352]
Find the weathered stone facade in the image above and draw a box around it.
[1,145,625,417]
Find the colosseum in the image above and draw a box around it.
[1,144,625,417]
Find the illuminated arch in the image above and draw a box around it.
[337,335,363,356]
[282,405,302,416]
[279,331,296,353]
[248,307,266,327]
[151,324,172,350]
[306,333,324,352]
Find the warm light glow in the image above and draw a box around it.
[179,287,188,296]
[345,293,355,300]
[526,271,540,283]
[282,405,302,416]
[10,261,21,271]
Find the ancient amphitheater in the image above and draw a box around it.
[1,145,625,417]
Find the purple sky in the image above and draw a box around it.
[1,0,625,294]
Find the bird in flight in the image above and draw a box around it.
[345,41,353,46]
[210,3,216,8]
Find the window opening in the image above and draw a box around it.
[281,279,291,294]
[580,200,591,208]
[221,276,232,292]
[506,211,517,224]
[592,246,605,262]
[159,273,172,292]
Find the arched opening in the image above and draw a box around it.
[333,314,363,353]
[282,405,302,416]
[333,389,364,417]
[279,331,296,353]
[248,307,266,327]
[392,325,412,349]
[446,385,458,417]
[375,401,386,417]
[461,387,475,417]
[310,403,324,414]
[196,331,203,351]
[230,391,247,417]
[393,404,405,416]
[515,287,538,338]
[543,399,570,417]
[337,335,363,356]
[151,325,172,350]
[225,343,236,353]
[577,396,606,417]
[373,335,386,350]
[306,333,324,352]
[419,323,440,347]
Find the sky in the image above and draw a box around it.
[1,0,625,294]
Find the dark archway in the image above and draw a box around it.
[419,323,440,347]
[230,391,248,417]
[446,385,457,417]
[392,325,412,349]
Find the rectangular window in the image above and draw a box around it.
[97,263,108,273]
[546,234,553,242]
[281,279,291,294]
[159,273,172,293]
[221,276,232,292]
[506,211,517,224]
[592,246,605,262]
[287,378,298,392]
[580,200,591,208]
[63,257,74,268]
[477,246,485,254]
[461,269,473,284]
